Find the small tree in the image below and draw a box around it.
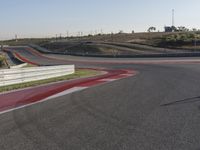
[171,26,177,32]
[192,28,197,32]
[148,27,156,32]
[177,26,189,32]
[0,55,5,67]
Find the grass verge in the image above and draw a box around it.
[22,63,37,68]
[0,55,6,68]
[0,69,100,93]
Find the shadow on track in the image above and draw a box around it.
[161,96,200,107]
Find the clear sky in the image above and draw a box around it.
[0,0,200,40]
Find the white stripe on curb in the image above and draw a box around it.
[0,86,88,115]
[0,72,136,115]
[43,87,88,101]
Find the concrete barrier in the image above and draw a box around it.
[0,65,75,87]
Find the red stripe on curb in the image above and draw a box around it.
[6,47,65,66]
[14,52,39,66]
[78,80,106,87]
[0,69,137,113]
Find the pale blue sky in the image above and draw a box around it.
[0,0,200,40]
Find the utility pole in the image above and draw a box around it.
[172,9,175,27]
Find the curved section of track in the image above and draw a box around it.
[0,68,137,113]
[4,46,200,66]
[4,46,67,66]
[1,46,200,150]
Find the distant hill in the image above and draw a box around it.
[2,32,200,55]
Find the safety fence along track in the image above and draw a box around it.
[0,65,75,87]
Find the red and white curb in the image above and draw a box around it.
[0,69,137,115]
[43,70,136,101]
[43,87,88,101]
[0,87,89,115]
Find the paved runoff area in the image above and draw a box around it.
[1,46,200,150]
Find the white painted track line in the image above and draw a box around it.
[0,87,88,115]
[0,71,136,115]
[43,87,88,101]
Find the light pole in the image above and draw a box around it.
[172,9,175,27]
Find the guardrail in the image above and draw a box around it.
[0,65,75,87]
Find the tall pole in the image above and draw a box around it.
[172,9,175,27]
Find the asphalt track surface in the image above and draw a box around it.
[1,47,200,150]
[5,46,67,66]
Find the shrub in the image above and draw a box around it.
[0,55,5,67]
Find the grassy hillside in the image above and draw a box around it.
[80,32,172,44]
[2,32,200,54]
[2,38,51,46]
[0,55,5,67]
[1,32,181,46]
[42,42,141,55]
[41,32,199,55]
[158,32,200,50]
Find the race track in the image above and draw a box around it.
[5,46,67,66]
[1,46,200,150]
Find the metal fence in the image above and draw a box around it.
[0,65,75,87]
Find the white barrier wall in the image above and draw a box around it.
[0,65,75,87]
